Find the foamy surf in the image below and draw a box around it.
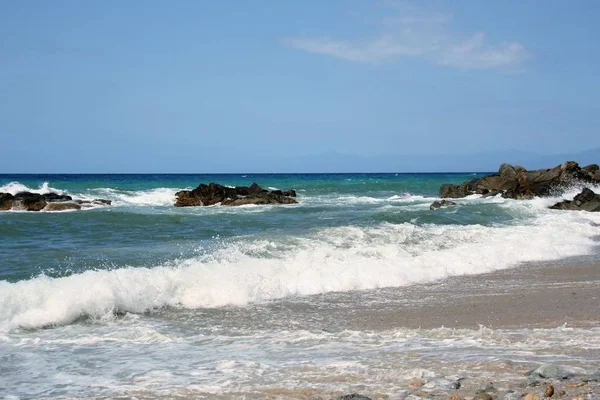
[0,181,65,195]
[1,206,598,332]
[83,187,179,206]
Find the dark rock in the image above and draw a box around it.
[473,394,494,400]
[549,188,600,212]
[248,182,265,195]
[175,182,297,207]
[438,161,600,200]
[1,191,110,211]
[336,394,372,400]
[75,199,111,208]
[545,384,554,398]
[582,163,599,175]
[476,174,518,193]
[44,202,82,211]
[41,192,72,202]
[440,183,471,198]
[0,193,14,210]
[92,199,112,205]
[12,192,47,211]
[430,200,457,210]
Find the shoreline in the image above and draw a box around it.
[253,258,600,332]
[354,259,600,330]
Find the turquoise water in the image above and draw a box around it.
[0,173,488,283]
[1,173,599,398]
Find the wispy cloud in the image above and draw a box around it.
[282,6,528,70]
[282,34,429,63]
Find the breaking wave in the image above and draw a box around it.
[1,204,598,332]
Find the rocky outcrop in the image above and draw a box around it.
[175,182,297,207]
[549,188,600,212]
[0,191,112,211]
[439,162,600,199]
[430,200,456,210]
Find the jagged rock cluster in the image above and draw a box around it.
[439,161,600,199]
[549,187,600,211]
[175,182,297,207]
[435,161,600,212]
[0,192,111,211]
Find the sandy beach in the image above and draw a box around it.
[224,259,600,400]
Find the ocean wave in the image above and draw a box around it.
[83,187,179,206]
[1,208,598,332]
[0,181,65,195]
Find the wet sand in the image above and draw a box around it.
[124,260,600,400]
[242,259,600,333]
[353,259,600,330]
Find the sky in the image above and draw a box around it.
[1,0,599,172]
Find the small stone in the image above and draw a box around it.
[337,395,372,400]
[410,380,424,387]
[449,395,464,400]
[473,394,493,400]
[557,391,565,397]
[500,393,521,400]
[478,383,498,393]
[545,385,554,397]
[524,394,541,400]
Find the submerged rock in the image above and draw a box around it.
[174,182,297,207]
[528,364,580,380]
[549,188,600,212]
[429,200,457,210]
[438,161,600,200]
[44,202,82,211]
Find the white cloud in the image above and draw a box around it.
[437,32,528,69]
[282,8,528,70]
[282,34,428,64]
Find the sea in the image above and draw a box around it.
[1,173,599,399]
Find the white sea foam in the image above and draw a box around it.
[308,194,433,206]
[83,187,179,206]
[1,203,598,332]
[3,322,599,398]
[0,181,65,195]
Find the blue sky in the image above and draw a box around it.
[1,0,599,172]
